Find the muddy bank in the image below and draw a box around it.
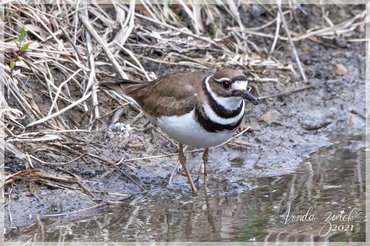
[6,132,366,242]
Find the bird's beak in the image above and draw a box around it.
[241,90,259,105]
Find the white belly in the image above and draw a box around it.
[156,109,235,148]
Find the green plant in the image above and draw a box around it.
[9,28,31,72]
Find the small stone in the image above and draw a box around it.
[335,63,347,76]
[230,154,245,167]
[308,36,318,42]
[301,114,331,130]
[260,109,280,124]
[300,42,310,52]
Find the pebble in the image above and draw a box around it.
[335,63,347,76]
[260,109,280,125]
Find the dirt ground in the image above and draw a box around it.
[3,4,366,241]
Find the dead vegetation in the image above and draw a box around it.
[1,1,367,224]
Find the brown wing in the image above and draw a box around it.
[102,72,205,117]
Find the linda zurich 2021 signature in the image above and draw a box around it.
[284,205,362,237]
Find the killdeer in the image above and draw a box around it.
[100,69,259,192]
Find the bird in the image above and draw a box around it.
[100,69,259,192]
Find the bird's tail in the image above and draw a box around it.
[99,78,146,109]
[99,78,144,92]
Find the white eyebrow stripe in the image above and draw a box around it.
[214,77,231,82]
[232,80,249,90]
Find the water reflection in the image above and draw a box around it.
[6,135,366,242]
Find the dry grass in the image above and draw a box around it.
[1,2,367,190]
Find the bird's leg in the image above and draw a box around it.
[196,162,204,184]
[178,144,197,192]
[202,148,209,189]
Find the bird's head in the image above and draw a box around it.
[207,69,259,106]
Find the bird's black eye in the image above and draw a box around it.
[221,81,231,89]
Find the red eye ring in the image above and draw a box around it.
[221,81,231,89]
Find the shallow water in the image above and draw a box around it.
[6,134,366,242]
